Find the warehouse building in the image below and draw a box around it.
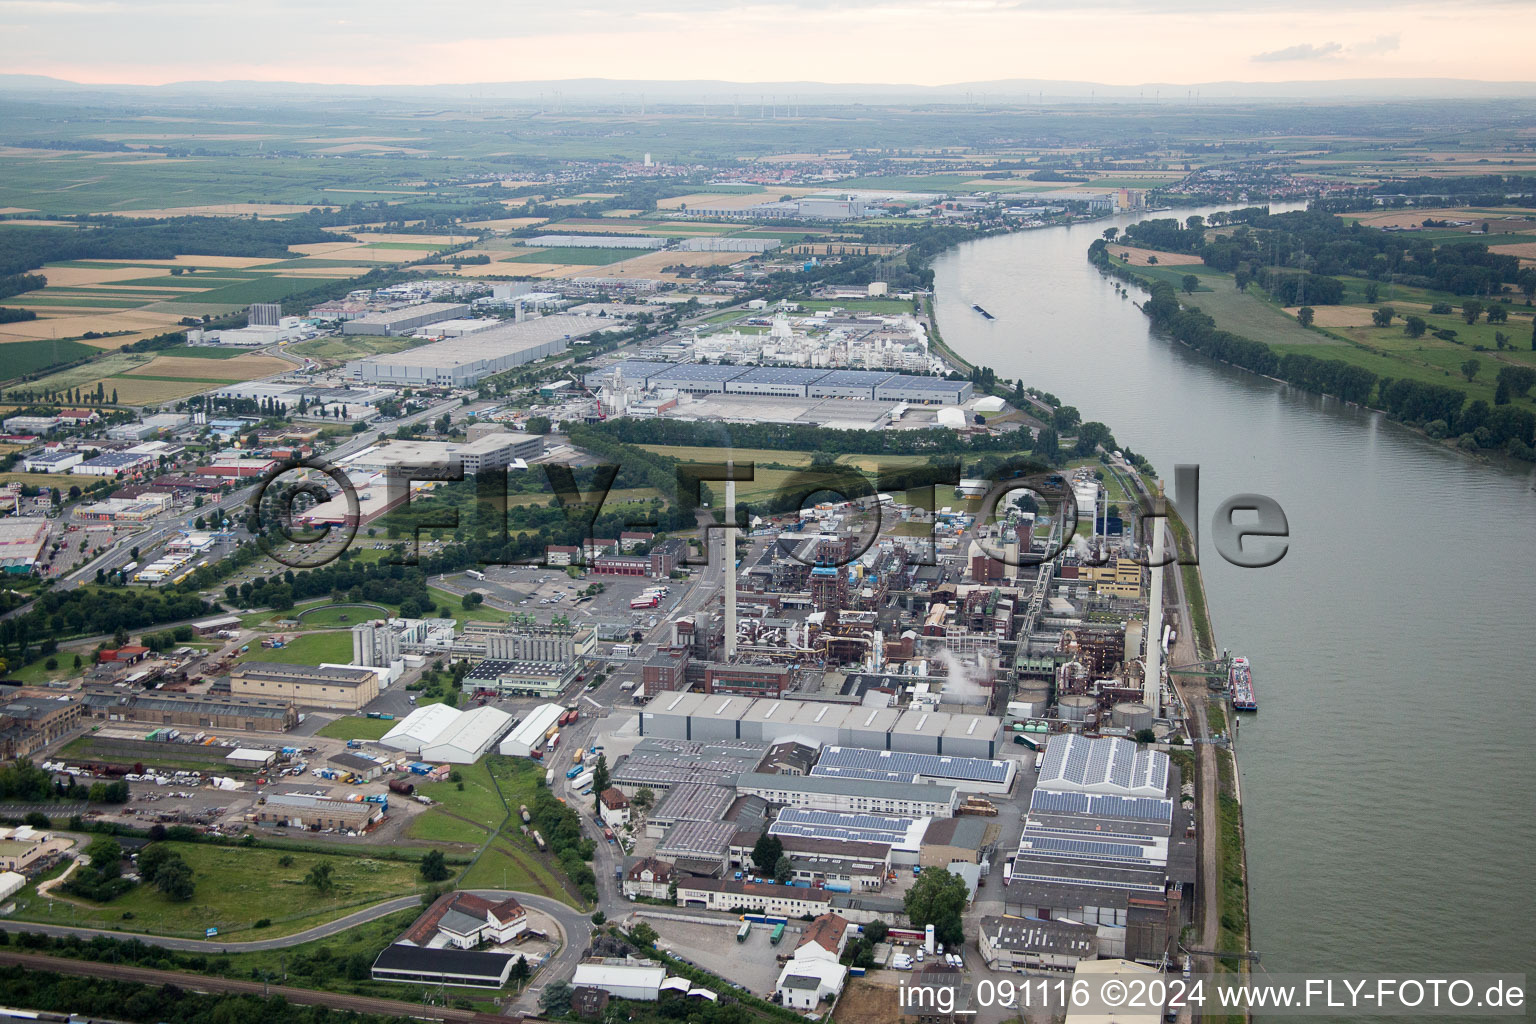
[1036,735,1170,799]
[347,315,597,387]
[381,703,463,753]
[465,659,576,699]
[768,807,929,867]
[571,959,667,1002]
[230,663,380,710]
[637,692,1003,758]
[0,518,55,572]
[498,702,567,757]
[81,689,298,732]
[723,366,829,399]
[21,449,82,473]
[609,740,765,797]
[733,771,957,818]
[372,945,518,989]
[642,362,749,395]
[421,706,513,764]
[730,833,891,890]
[806,370,897,400]
[645,781,736,838]
[342,302,470,336]
[655,819,737,876]
[254,793,381,831]
[978,916,1099,974]
[811,746,1016,795]
[874,375,974,405]
[581,360,679,390]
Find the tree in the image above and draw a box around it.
[84,837,123,877]
[773,854,794,885]
[1461,358,1482,382]
[1181,274,1199,295]
[419,849,451,883]
[1462,300,1484,325]
[591,910,606,925]
[1404,315,1427,338]
[153,855,195,901]
[752,832,784,874]
[509,955,532,989]
[631,786,654,811]
[903,868,968,948]
[539,981,573,1016]
[1102,228,1118,242]
[631,922,659,949]
[1371,306,1395,328]
[1296,306,1315,327]
[590,755,609,804]
[304,862,335,894]
[1487,305,1508,325]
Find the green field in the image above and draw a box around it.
[166,276,333,305]
[507,247,638,266]
[288,334,424,361]
[314,715,397,741]
[9,842,423,939]
[0,338,101,378]
[236,630,353,664]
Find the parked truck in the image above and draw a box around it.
[520,804,531,823]
[572,770,594,791]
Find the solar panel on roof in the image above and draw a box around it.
[1019,835,1151,863]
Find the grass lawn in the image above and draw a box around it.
[408,758,507,841]
[235,630,353,664]
[6,650,88,685]
[314,716,396,741]
[295,602,391,627]
[459,836,576,906]
[8,842,424,939]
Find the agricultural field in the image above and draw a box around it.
[506,246,638,266]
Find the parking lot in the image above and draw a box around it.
[633,913,799,997]
[436,565,690,637]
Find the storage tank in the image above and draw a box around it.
[1113,702,1154,733]
[1058,695,1096,723]
[387,779,415,796]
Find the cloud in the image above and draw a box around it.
[1251,41,1343,62]
[1351,32,1401,55]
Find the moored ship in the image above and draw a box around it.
[1230,655,1258,711]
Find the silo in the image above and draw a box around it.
[1058,694,1096,723]
[1113,702,1154,733]
[1014,683,1052,719]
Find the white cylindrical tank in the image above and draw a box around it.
[925,924,936,953]
[1058,694,1096,723]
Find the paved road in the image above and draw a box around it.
[3,888,588,960]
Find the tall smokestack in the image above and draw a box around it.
[1144,483,1165,718]
[725,461,737,660]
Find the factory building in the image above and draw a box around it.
[342,302,470,336]
[809,746,1016,795]
[485,623,595,663]
[347,315,597,387]
[873,375,974,405]
[637,692,1004,758]
[645,781,736,838]
[978,916,1099,974]
[675,877,835,917]
[253,793,381,831]
[81,689,298,732]
[733,771,957,818]
[806,370,898,400]
[723,366,830,399]
[230,663,379,710]
[608,740,765,797]
[1036,735,1170,799]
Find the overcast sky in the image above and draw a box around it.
[2,0,1531,87]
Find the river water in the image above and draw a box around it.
[933,206,1536,977]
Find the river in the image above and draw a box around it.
[933,206,1536,979]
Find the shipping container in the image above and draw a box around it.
[737,921,751,943]
[769,923,786,945]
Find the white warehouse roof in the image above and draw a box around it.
[381,703,464,753]
[499,702,567,757]
[421,706,513,764]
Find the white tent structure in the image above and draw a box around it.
[421,706,513,764]
[381,704,466,754]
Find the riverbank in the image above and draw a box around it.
[1091,239,1536,466]
[929,234,1255,995]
